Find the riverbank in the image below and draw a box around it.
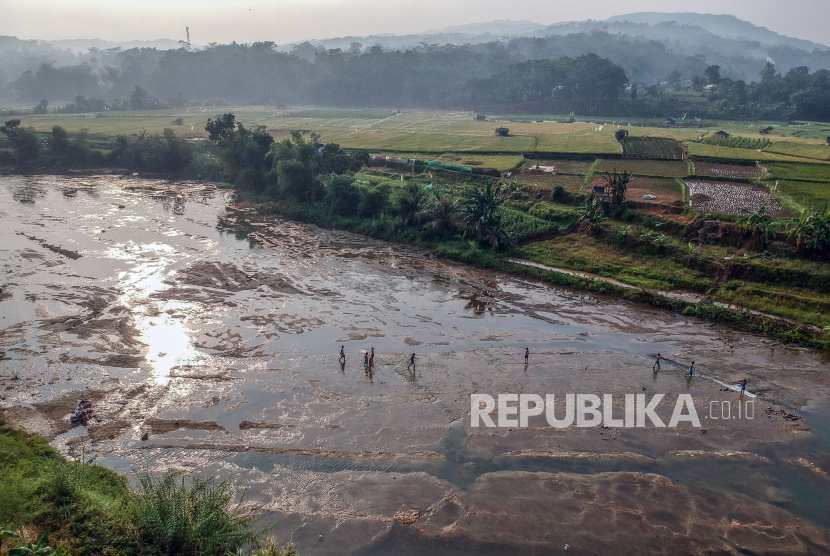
[248,198,830,350]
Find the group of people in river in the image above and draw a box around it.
[654,353,748,396]
[337,347,749,397]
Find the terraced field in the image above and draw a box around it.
[597,159,689,177]
[685,180,789,216]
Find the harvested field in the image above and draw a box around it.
[685,180,790,216]
[514,172,585,192]
[523,159,595,174]
[597,159,689,177]
[626,176,683,204]
[693,162,763,179]
[619,137,683,159]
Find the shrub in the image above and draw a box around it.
[132,471,259,556]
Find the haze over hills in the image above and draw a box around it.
[2,10,830,115]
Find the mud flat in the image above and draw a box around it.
[1,175,829,555]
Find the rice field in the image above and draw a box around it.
[619,137,684,159]
[775,180,830,211]
[765,141,830,161]
[685,180,789,216]
[692,162,762,179]
[597,159,689,177]
[686,142,813,162]
[513,172,586,192]
[626,176,683,204]
[523,159,595,174]
[767,162,830,181]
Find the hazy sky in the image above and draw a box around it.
[2,0,828,46]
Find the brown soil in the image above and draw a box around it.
[143,443,444,460]
[145,418,228,435]
[238,420,297,430]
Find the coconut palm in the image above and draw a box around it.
[421,190,460,231]
[460,183,513,250]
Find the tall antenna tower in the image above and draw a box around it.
[179,27,191,48]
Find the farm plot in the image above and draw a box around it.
[768,162,830,181]
[685,180,789,216]
[764,141,830,161]
[523,159,595,174]
[693,162,762,179]
[626,177,683,205]
[514,172,585,192]
[775,180,830,211]
[597,159,689,177]
[619,137,683,159]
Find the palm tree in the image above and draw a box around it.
[421,190,459,231]
[460,182,513,250]
[460,182,505,237]
[737,204,776,248]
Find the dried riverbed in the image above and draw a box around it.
[1,175,829,555]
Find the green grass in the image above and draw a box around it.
[765,141,830,161]
[687,142,817,162]
[768,162,830,181]
[715,281,830,327]
[517,233,711,292]
[774,179,830,211]
[0,426,266,556]
[596,159,690,177]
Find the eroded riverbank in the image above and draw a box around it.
[1,175,829,555]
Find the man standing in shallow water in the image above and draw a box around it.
[339,345,345,363]
[653,353,661,372]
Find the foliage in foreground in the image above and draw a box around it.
[0,427,271,556]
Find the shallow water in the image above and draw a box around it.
[1,175,829,554]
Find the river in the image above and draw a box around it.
[1,175,828,555]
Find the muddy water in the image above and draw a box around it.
[1,175,830,555]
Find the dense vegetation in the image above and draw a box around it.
[0,426,298,556]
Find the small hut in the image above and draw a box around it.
[715,130,732,138]
[614,129,629,141]
[475,114,486,121]
[495,127,509,137]
[171,117,184,125]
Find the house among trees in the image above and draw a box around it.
[715,130,732,138]
[760,126,774,135]
[475,114,487,121]
[495,127,509,137]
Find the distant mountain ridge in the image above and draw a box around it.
[605,13,827,51]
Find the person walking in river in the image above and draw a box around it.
[740,378,747,398]
[339,345,345,363]
[364,351,369,368]
[653,353,661,372]
[408,353,416,370]
[524,348,529,364]
[686,361,695,377]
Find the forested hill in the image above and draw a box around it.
[3,12,830,122]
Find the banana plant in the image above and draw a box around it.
[8,528,53,556]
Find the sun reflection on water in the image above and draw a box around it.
[114,243,201,385]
